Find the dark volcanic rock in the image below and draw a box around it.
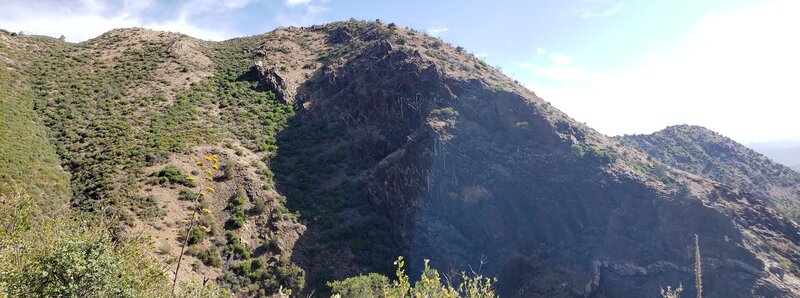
[327,26,354,44]
[251,60,294,103]
[270,22,800,297]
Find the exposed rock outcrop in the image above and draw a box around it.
[275,22,800,297]
[252,60,295,103]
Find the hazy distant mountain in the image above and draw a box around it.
[749,139,800,150]
[748,140,800,172]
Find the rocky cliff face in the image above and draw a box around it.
[5,21,800,297]
[619,125,800,221]
[265,23,800,297]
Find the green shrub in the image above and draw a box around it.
[220,162,234,181]
[187,247,222,268]
[178,189,196,201]
[587,145,616,164]
[328,257,497,298]
[231,193,246,206]
[198,213,217,235]
[231,261,252,276]
[261,234,279,251]
[226,212,245,229]
[187,226,206,245]
[250,198,267,215]
[131,194,164,220]
[631,162,649,173]
[153,166,196,187]
[328,273,389,297]
[571,143,586,157]
[571,143,616,165]
[0,189,168,297]
[430,107,459,119]
[5,234,165,297]
[258,257,304,294]
[251,258,264,269]
[249,269,267,281]
[231,242,250,260]
[175,282,231,297]
[226,192,247,229]
[224,232,250,260]
[225,231,239,243]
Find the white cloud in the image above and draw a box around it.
[520,62,595,83]
[307,5,328,14]
[286,0,312,7]
[531,48,572,64]
[537,66,594,82]
[223,0,255,9]
[552,53,572,65]
[0,0,242,42]
[427,27,449,37]
[524,0,800,142]
[579,2,623,18]
[275,4,329,27]
[146,18,231,41]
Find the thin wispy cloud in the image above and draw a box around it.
[526,0,800,142]
[519,63,594,83]
[523,49,577,74]
[579,2,623,18]
[220,0,254,9]
[286,0,312,7]
[275,4,329,27]
[552,53,572,65]
[426,27,449,36]
[0,0,249,41]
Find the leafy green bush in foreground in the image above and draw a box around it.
[0,185,229,298]
[328,257,497,298]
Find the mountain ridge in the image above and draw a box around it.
[3,21,800,297]
[618,124,800,220]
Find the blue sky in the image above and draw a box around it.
[1,0,798,143]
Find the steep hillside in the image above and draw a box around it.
[0,31,71,215]
[618,125,800,220]
[278,28,800,296]
[3,21,800,298]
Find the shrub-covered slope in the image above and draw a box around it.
[3,21,800,297]
[619,125,800,220]
[0,32,70,215]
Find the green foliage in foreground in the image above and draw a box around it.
[328,257,497,298]
[0,185,230,298]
